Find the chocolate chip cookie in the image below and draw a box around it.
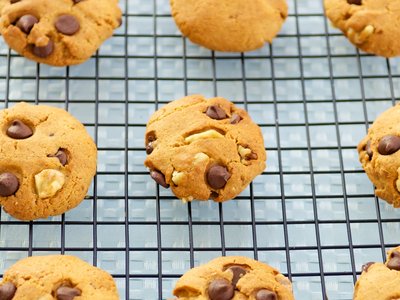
[173,256,294,300]
[170,0,288,52]
[0,0,121,66]
[0,255,119,300]
[358,103,400,207]
[354,246,400,299]
[0,102,97,220]
[144,95,267,202]
[324,0,400,57]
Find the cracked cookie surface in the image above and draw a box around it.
[0,102,97,220]
[354,246,400,299]
[170,0,288,52]
[0,255,119,300]
[144,95,266,202]
[173,256,294,300]
[0,0,121,66]
[324,0,400,57]
[358,103,400,207]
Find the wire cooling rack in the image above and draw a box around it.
[0,0,400,299]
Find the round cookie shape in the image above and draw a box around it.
[0,255,119,300]
[173,256,294,300]
[358,103,400,207]
[170,0,288,52]
[354,246,400,299]
[144,95,267,202]
[0,102,97,220]
[324,0,400,57]
[0,0,121,66]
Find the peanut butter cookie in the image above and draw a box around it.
[173,256,294,300]
[144,95,266,202]
[0,102,97,220]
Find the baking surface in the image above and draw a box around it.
[0,0,399,299]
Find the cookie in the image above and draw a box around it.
[144,95,266,202]
[354,246,400,299]
[0,255,119,300]
[324,0,400,57]
[357,103,400,207]
[173,256,294,300]
[0,0,121,66]
[170,0,288,52]
[0,102,97,220]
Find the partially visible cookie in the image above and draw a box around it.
[0,0,121,66]
[0,102,97,220]
[144,95,266,202]
[0,255,119,300]
[354,246,400,299]
[324,0,400,57]
[173,256,294,300]
[358,103,400,207]
[170,0,288,52]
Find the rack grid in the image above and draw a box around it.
[0,0,400,299]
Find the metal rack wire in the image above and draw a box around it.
[0,0,400,299]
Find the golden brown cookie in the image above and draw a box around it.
[354,246,400,299]
[0,0,121,66]
[357,103,400,207]
[170,0,288,52]
[324,0,400,57]
[144,95,266,202]
[173,256,294,300]
[0,102,97,220]
[0,255,119,300]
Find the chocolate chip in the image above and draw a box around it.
[378,135,400,155]
[0,282,17,300]
[207,165,231,189]
[365,140,372,159]
[0,173,19,197]
[56,286,81,300]
[73,0,83,3]
[347,0,362,4]
[361,262,374,272]
[48,149,68,166]
[146,143,154,155]
[55,15,80,35]
[208,279,234,300]
[32,40,54,57]
[117,17,122,27]
[387,251,400,271]
[150,170,169,188]
[206,106,227,120]
[16,15,38,34]
[256,289,277,300]
[6,119,33,139]
[228,266,247,286]
[10,0,20,3]
[247,152,258,160]
[230,113,242,124]
[210,191,219,199]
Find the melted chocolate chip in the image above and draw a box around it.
[73,0,83,3]
[0,173,19,197]
[208,279,234,300]
[256,289,277,300]
[230,113,242,124]
[247,152,258,160]
[56,286,81,300]
[361,262,374,273]
[365,140,372,159]
[347,0,362,4]
[55,15,80,35]
[378,135,400,155]
[10,0,20,3]
[48,149,68,166]
[150,170,169,188]
[387,251,400,271]
[0,282,17,300]
[206,106,227,120]
[16,14,38,34]
[6,119,33,139]
[228,266,247,286]
[207,165,231,189]
[32,40,54,58]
